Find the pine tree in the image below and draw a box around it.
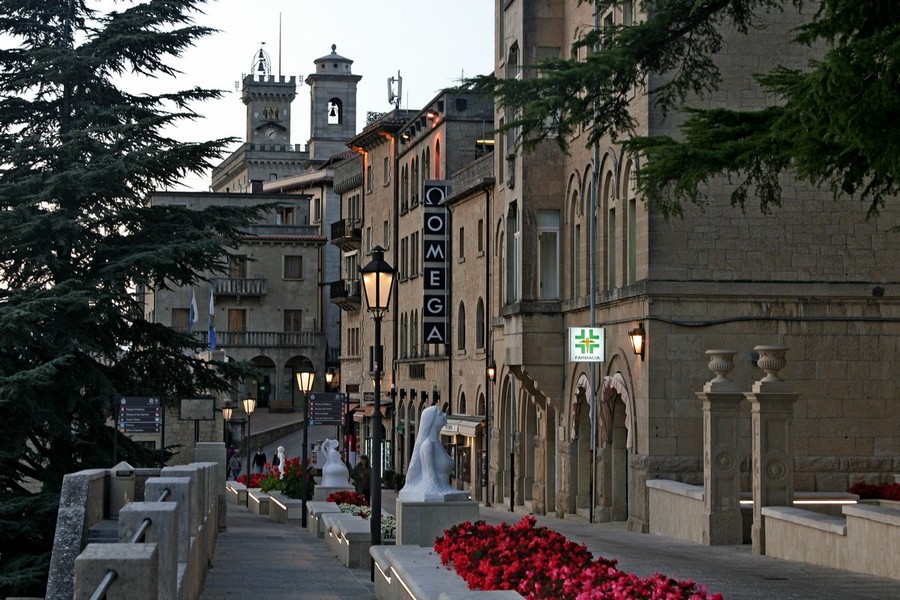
[0,1,263,595]
[469,0,900,218]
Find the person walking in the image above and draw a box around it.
[351,455,372,503]
[228,453,242,481]
[253,447,267,473]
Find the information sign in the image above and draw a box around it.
[118,396,162,434]
[308,392,346,425]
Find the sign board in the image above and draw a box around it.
[308,392,346,426]
[568,327,605,362]
[423,181,450,345]
[179,398,215,421]
[118,396,162,434]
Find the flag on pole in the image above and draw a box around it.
[208,286,217,350]
[189,288,198,332]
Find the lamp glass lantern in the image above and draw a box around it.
[629,323,646,359]
[296,370,315,394]
[361,246,395,317]
[241,396,257,416]
[325,367,335,386]
[486,360,497,382]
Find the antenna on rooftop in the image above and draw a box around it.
[388,71,402,109]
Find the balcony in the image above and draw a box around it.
[329,279,361,312]
[201,330,321,348]
[330,218,362,252]
[212,277,267,298]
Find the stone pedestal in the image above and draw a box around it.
[696,350,745,545]
[745,345,800,555]
[395,499,479,547]
[314,485,354,502]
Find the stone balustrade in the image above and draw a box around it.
[46,442,226,600]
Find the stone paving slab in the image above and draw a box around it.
[199,503,374,599]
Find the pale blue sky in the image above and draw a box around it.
[145,0,495,190]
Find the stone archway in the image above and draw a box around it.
[596,370,634,522]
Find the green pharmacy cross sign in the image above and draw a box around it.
[569,327,605,362]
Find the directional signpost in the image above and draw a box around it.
[118,396,162,434]
[308,392,346,425]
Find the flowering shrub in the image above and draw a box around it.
[849,481,900,501]
[434,517,722,600]
[236,472,266,488]
[327,491,368,506]
[248,458,315,499]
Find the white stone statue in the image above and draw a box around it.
[399,406,468,502]
[320,438,352,487]
[276,446,286,479]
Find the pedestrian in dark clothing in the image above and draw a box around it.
[351,455,372,503]
[253,447,267,473]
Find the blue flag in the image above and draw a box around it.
[208,286,217,350]
[189,288,198,332]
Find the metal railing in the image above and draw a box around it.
[90,488,170,600]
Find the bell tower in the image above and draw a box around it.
[242,45,297,146]
[306,44,362,160]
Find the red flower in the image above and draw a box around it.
[434,517,721,600]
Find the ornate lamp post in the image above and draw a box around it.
[241,396,256,507]
[360,245,395,580]
[296,369,315,527]
[485,360,496,506]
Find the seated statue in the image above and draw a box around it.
[320,439,352,487]
[399,406,468,502]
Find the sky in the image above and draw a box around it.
[127,0,495,191]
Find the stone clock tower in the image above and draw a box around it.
[243,46,296,145]
[306,44,362,160]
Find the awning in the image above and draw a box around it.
[353,402,392,422]
[440,416,484,438]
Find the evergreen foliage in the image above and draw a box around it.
[469,0,899,218]
[0,1,263,596]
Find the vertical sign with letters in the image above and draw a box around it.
[423,181,450,345]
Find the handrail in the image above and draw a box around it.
[89,488,170,599]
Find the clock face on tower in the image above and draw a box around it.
[264,126,278,141]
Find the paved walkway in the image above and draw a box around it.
[208,412,900,599]
[201,489,900,600]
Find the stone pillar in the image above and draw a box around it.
[144,477,192,561]
[74,543,158,600]
[745,345,800,555]
[195,442,227,532]
[118,503,178,600]
[696,349,744,545]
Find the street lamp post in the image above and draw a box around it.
[296,369,315,528]
[360,245,395,581]
[485,360,496,506]
[241,396,257,507]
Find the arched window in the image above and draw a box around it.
[458,392,467,415]
[457,302,466,350]
[434,140,441,179]
[476,297,485,349]
[412,157,419,205]
[423,148,430,182]
[401,165,409,209]
[506,43,520,79]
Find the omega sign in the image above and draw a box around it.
[423,181,450,345]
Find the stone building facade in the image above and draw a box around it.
[143,44,361,462]
[486,0,900,531]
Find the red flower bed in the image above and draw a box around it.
[236,472,266,488]
[435,517,722,600]
[327,490,369,506]
[849,481,900,501]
